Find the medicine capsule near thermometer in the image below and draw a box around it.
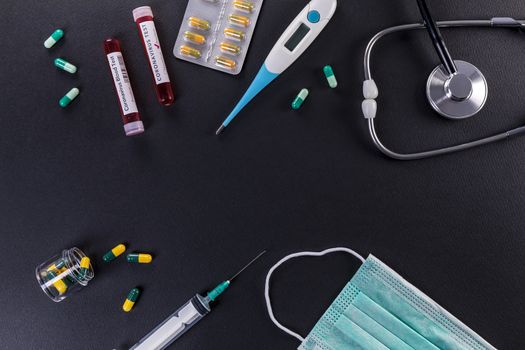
[216,0,337,135]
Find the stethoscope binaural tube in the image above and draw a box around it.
[362,18,525,160]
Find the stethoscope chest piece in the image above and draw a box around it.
[426,60,488,119]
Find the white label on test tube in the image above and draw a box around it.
[131,302,201,350]
[106,52,139,115]
[139,21,170,85]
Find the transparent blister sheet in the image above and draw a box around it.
[173,0,264,75]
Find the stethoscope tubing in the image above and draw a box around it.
[364,19,525,160]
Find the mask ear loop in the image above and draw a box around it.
[264,247,366,343]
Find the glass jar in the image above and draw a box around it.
[35,247,94,302]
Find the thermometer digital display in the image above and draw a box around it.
[285,23,311,52]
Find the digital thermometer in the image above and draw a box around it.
[216,0,337,135]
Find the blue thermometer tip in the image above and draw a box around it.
[216,64,279,135]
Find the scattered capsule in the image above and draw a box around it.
[79,256,91,277]
[184,31,206,45]
[229,14,250,28]
[233,0,255,13]
[103,244,126,262]
[292,88,309,110]
[59,88,80,108]
[127,253,153,264]
[220,42,241,56]
[215,56,237,70]
[44,29,64,49]
[224,28,245,42]
[180,45,202,59]
[188,16,211,31]
[122,288,140,312]
[323,65,338,88]
[54,58,77,74]
[46,270,68,295]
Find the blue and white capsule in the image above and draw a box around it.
[323,65,338,88]
[44,29,64,49]
[292,88,309,110]
[54,58,77,74]
[59,88,80,108]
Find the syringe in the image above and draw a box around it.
[130,250,267,350]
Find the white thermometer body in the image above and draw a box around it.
[217,0,338,134]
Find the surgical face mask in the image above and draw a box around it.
[265,248,496,350]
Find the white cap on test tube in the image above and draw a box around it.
[124,121,145,136]
[133,6,154,22]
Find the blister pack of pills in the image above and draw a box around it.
[173,0,264,75]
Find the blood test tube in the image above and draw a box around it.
[133,6,175,106]
[103,38,145,137]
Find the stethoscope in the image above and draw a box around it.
[362,0,525,160]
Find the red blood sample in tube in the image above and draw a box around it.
[133,6,175,106]
[103,38,145,136]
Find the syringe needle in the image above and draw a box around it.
[216,125,225,135]
[229,250,267,282]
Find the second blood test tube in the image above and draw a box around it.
[133,6,175,106]
[104,38,145,136]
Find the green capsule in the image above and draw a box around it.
[323,65,338,88]
[46,259,65,272]
[46,270,68,295]
[103,244,126,262]
[127,253,153,264]
[59,88,80,107]
[123,288,140,312]
[44,29,64,49]
[54,58,77,74]
[291,88,309,110]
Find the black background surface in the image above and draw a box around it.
[1,0,524,349]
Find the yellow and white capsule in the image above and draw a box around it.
[180,45,202,59]
[220,42,241,56]
[215,56,237,70]
[228,14,250,28]
[184,31,206,45]
[188,17,211,31]
[122,288,140,312]
[224,28,245,42]
[233,0,255,13]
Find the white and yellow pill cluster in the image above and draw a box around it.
[174,0,263,74]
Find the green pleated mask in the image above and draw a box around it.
[265,248,496,350]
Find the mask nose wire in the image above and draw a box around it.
[264,248,366,343]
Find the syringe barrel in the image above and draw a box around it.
[130,294,211,350]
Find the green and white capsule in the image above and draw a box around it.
[323,65,338,88]
[292,88,309,110]
[44,29,64,49]
[59,88,80,108]
[54,58,77,74]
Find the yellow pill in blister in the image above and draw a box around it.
[233,0,255,13]
[229,14,250,28]
[188,16,211,31]
[180,45,202,59]
[220,42,241,56]
[215,56,237,70]
[184,31,206,45]
[224,28,245,42]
